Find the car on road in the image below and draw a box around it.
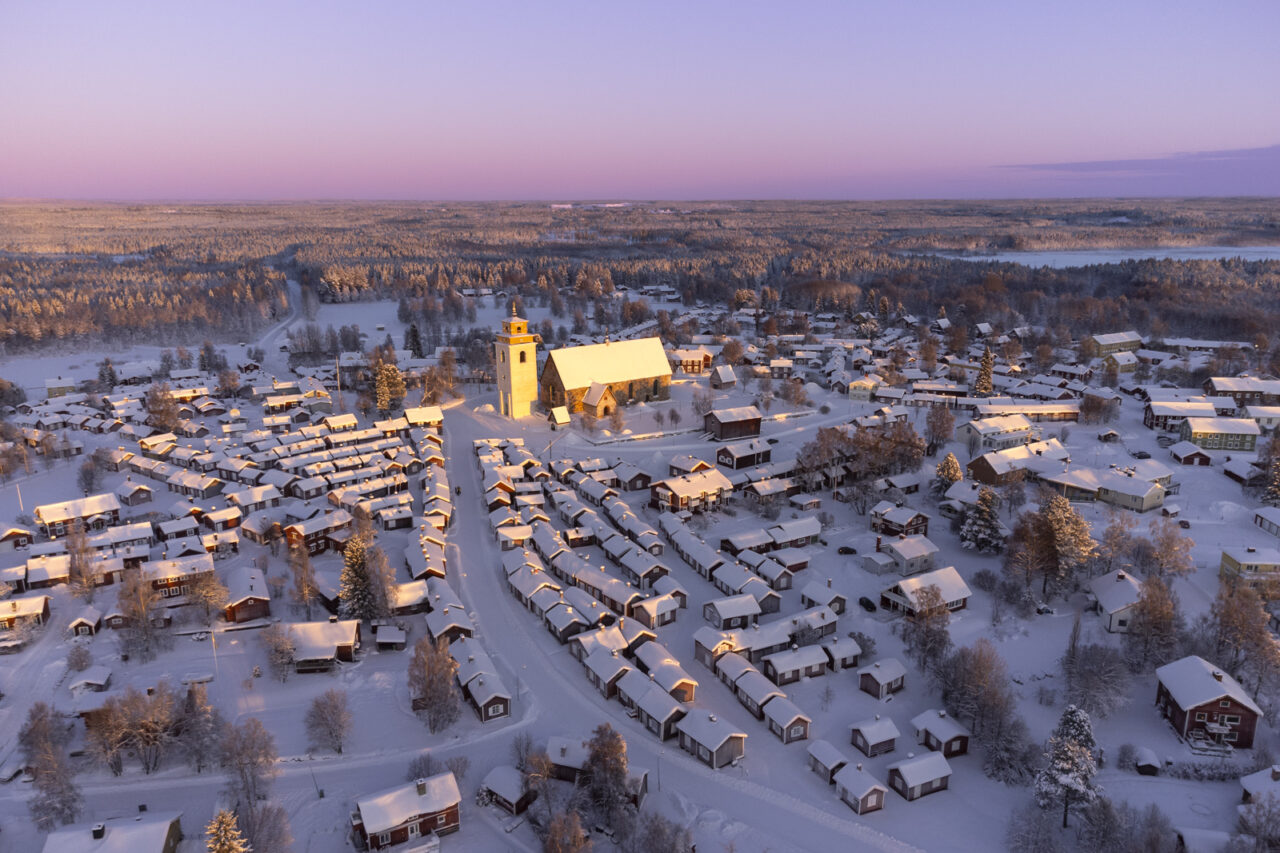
[1129,449,1152,459]
[858,596,876,613]
[838,545,857,555]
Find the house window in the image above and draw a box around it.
[436,814,447,826]
[1220,700,1231,707]
[487,704,502,717]
[378,833,390,846]
[1195,712,1207,721]
[1225,732,1239,742]
[790,725,804,737]
[1223,715,1241,725]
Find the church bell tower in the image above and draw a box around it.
[495,305,539,419]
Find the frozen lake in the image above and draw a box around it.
[921,245,1280,268]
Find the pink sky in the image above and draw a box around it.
[1,1,1278,199]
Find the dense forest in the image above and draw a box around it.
[1,199,1278,351]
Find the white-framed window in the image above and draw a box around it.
[1223,715,1241,725]
[377,832,390,845]
[436,814,447,826]
[1195,712,1207,721]
[790,725,804,737]
[1225,732,1239,742]
[1220,700,1231,708]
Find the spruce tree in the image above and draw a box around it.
[206,809,251,853]
[1034,705,1099,828]
[933,452,963,496]
[1264,459,1280,507]
[337,536,377,621]
[960,487,1005,553]
[974,347,995,396]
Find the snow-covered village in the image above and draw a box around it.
[4,4,1280,852]
[4,255,1280,852]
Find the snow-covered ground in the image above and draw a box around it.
[0,302,1272,852]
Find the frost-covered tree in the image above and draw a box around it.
[1264,459,1280,507]
[289,544,317,620]
[408,636,460,733]
[1062,643,1129,718]
[337,535,378,621]
[1122,575,1183,672]
[974,348,995,396]
[901,584,951,675]
[545,809,592,853]
[1034,705,1100,828]
[933,452,963,497]
[144,382,181,432]
[583,723,629,825]
[259,623,295,682]
[27,743,82,831]
[180,683,225,773]
[925,404,955,452]
[205,809,251,853]
[960,487,1004,553]
[222,718,279,841]
[1145,517,1194,579]
[374,361,406,413]
[305,688,353,754]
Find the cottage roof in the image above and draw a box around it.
[911,709,969,742]
[833,765,886,799]
[852,715,900,744]
[356,772,460,836]
[481,764,526,805]
[289,619,359,661]
[859,657,907,684]
[1156,655,1262,716]
[677,712,746,749]
[887,751,952,787]
[806,738,847,770]
[42,811,183,853]
[888,566,971,607]
[1088,569,1143,615]
[762,695,809,727]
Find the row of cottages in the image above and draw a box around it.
[451,637,513,722]
[713,653,813,743]
[539,336,672,414]
[350,772,461,850]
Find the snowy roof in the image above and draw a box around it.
[1183,417,1261,436]
[42,811,183,853]
[806,738,847,770]
[887,751,952,787]
[676,712,746,749]
[289,619,359,661]
[708,593,761,620]
[851,715,900,744]
[481,764,526,804]
[356,772,460,835]
[546,337,671,390]
[858,657,907,684]
[886,535,939,562]
[887,566,971,606]
[1089,570,1143,615]
[762,695,809,727]
[34,493,122,525]
[833,764,886,799]
[1155,655,1262,716]
[911,709,969,742]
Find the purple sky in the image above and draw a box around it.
[2,1,1278,200]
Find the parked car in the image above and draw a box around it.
[858,596,876,613]
[838,545,857,555]
[1178,519,1191,529]
[1035,603,1055,615]
[1129,450,1151,459]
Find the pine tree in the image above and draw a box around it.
[1264,459,1280,507]
[97,358,118,389]
[206,809,251,853]
[933,452,963,496]
[337,535,377,621]
[1034,705,1099,828]
[1038,494,1096,597]
[974,348,995,396]
[960,487,1005,553]
[583,723,629,823]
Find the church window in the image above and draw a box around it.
[519,351,526,364]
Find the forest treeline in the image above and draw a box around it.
[1,199,1278,350]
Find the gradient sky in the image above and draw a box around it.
[2,0,1278,200]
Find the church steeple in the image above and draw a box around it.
[495,306,538,419]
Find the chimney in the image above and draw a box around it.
[1271,765,1280,782]
[875,536,882,553]
[1212,670,1224,682]
[328,615,338,623]
[708,714,717,722]
[875,714,880,720]
[856,763,863,771]
[827,578,832,588]
[938,710,947,718]
[1116,571,1126,581]
[92,824,106,840]
[416,778,427,795]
